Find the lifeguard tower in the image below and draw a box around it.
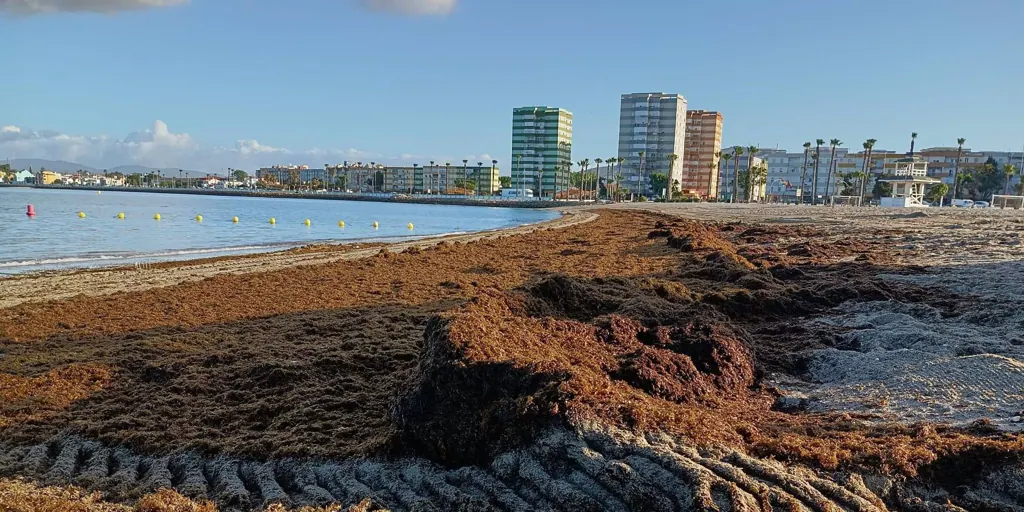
[877,156,939,207]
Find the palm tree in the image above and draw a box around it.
[593,158,603,201]
[731,146,744,203]
[579,158,590,200]
[812,139,824,204]
[704,161,716,201]
[491,159,498,196]
[719,152,732,201]
[799,142,811,203]
[615,157,624,201]
[824,139,842,200]
[860,139,877,203]
[462,159,469,196]
[909,132,918,157]
[666,153,679,196]
[637,151,646,198]
[858,141,870,201]
[952,137,966,201]
[1004,163,1018,195]
[745,146,759,202]
[602,158,616,200]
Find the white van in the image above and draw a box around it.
[951,199,974,208]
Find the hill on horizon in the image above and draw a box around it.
[8,159,211,177]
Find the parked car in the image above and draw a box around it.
[951,199,974,208]
[974,201,990,208]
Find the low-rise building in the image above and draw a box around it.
[759,146,1024,200]
[37,170,62,184]
[316,162,501,195]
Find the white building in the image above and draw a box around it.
[617,93,687,195]
[718,146,768,201]
[756,146,1024,201]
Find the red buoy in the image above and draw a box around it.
[26,204,35,217]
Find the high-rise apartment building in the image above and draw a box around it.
[511,106,572,197]
[683,110,723,198]
[617,93,687,195]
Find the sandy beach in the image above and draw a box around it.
[1,204,1023,511]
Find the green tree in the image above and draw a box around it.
[926,183,949,204]
[335,174,348,191]
[958,171,976,200]
[1003,163,1018,195]
[232,169,248,182]
[126,173,143,187]
[499,176,512,188]
[838,172,856,196]
[649,172,669,197]
[909,132,918,156]
[872,180,892,200]
[454,178,477,192]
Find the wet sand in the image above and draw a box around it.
[1,204,1023,511]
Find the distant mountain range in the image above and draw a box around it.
[7,159,212,177]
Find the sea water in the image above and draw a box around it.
[0,188,559,274]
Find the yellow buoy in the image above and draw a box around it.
[97,191,101,195]
[117,212,125,219]
[78,211,86,218]
[154,213,161,220]
[232,216,239,223]
[338,221,345,228]
[408,223,414,230]
[373,221,379,229]
[195,214,203,222]
[269,217,276,225]
[304,219,311,226]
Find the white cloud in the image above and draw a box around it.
[359,0,455,16]
[0,120,407,171]
[464,154,493,163]
[0,0,186,15]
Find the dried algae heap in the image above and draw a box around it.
[1,210,1023,511]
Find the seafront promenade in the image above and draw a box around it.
[0,183,577,208]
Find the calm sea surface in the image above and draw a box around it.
[0,188,559,274]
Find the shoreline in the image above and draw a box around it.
[0,208,592,308]
[2,183,577,208]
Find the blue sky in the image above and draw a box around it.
[2,0,1023,173]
